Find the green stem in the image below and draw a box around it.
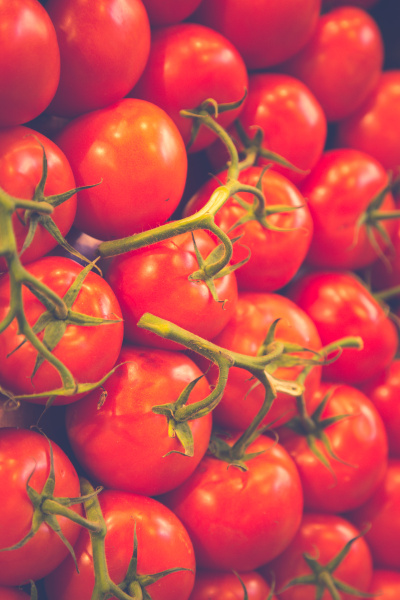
[369,209,400,221]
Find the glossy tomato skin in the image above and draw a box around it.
[45,0,151,117]
[55,98,187,240]
[278,382,388,513]
[0,587,30,600]
[105,229,238,350]
[130,23,249,153]
[141,0,202,25]
[282,6,384,121]
[0,126,77,272]
[299,148,396,270]
[161,433,303,572]
[348,459,400,570]
[183,167,314,293]
[0,428,83,586]
[65,345,213,496]
[0,0,60,127]
[195,292,322,431]
[44,490,196,600]
[193,0,321,70]
[188,570,276,600]
[262,514,373,600]
[367,570,400,599]
[0,256,124,404]
[288,270,399,384]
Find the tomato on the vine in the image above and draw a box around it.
[187,570,276,600]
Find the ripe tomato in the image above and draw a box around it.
[105,229,238,350]
[288,270,399,384]
[65,345,213,496]
[183,166,314,293]
[141,0,203,25]
[188,570,276,600]
[367,570,400,599]
[0,428,83,586]
[282,6,384,121]
[0,587,30,600]
[0,126,77,273]
[44,489,196,600]
[130,23,249,152]
[0,256,124,404]
[54,98,188,240]
[278,382,388,513]
[45,0,151,117]
[0,0,60,127]
[368,219,400,292]
[161,432,304,571]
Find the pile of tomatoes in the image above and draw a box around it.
[1,0,400,598]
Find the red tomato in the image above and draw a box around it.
[54,98,188,240]
[299,148,397,270]
[161,433,303,571]
[0,0,60,127]
[0,428,83,586]
[65,345,213,496]
[0,587,30,600]
[335,70,400,172]
[368,570,400,599]
[195,291,322,431]
[0,256,124,404]
[348,459,400,570]
[278,382,388,513]
[45,0,151,117]
[141,0,203,25]
[130,23,249,152]
[263,514,373,600]
[183,166,314,293]
[282,6,384,121]
[288,270,399,384]
[368,220,400,292]
[193,0,321,70]
[44,489,196,600]
[188,570,276,600]
[0,126,77,273]
[105,229,238,350]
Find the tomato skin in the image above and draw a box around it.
[0,256,124,404]
[299,148,396,270]
[45,0,151,117]
[262,514,373,600]
[188,570,276,600]
[105,230,238,350]
[0,428,83,586]
[161,433,303,571]
[65,345,213,496]
[44,490,196,600]
[278,382,388,513]
[0,0,60,127]
[282,6,384,121]
[0,587,30,600]
[288,270,399,384]
[183,167,314,293]
[54,98,188,240]
[130,23,249,153]
[367,570,400,599]
[141,0,202,25]
[193,0,321,70]
[0,126,77,273]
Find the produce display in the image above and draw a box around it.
[1,0,400,598]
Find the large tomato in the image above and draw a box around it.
[188,570,276,600]
[141,0,203,25]
[0,587,30,600]
[54,98,188,240]
[367,570,400,599]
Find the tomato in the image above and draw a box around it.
[183,166,314,293]
[44,489,196,600]
[0,428,83,586]
[206,73,327,184]
[278,381,388,513]
[141,0,203,25]
[0,0,60,127]
[192,0,321,70]
[281,6,384,121]
[194,291,322,431]
[335,70,400,172]
[105,229,238,350]
[0,256,124,404]
[368,220,400,292]
[348,459,400,570]
[188,570,276,600]
[45,0,151,117]
[65,344,213,496]
[299,148,397,270]
[288,270,399,384]
[0,586,30,599]
[54,98,188,240]
[368,570,400,599]
[161,432,303,571]
[262,514,373,600]
[130,23,249,152]
[0,126,77,273]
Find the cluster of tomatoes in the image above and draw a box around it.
[1,0,400,598]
